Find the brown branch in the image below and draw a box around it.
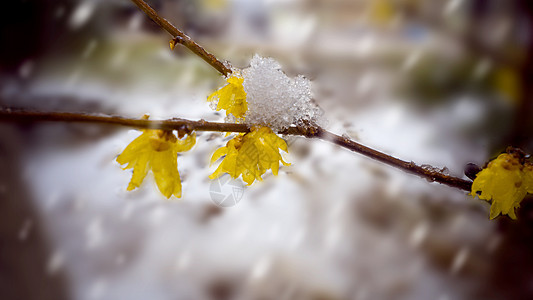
[314,129,473,191]
[0,108,472,192]
[1,1,473,193]
[0,108,249,133]
[130,0,232,76]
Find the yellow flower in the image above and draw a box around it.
[493,67,521,104]
[471,153,533,219]
[117,129,196,198]
[207,76,247,119]
[209,127,289,185]
[369,0,395,26]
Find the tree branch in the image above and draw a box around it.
[315,129,472,191]
[130,0,232,76]
[0,108,249,133]
[0,108,472,192]
[1,1,472,192]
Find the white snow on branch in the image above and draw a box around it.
[241,55,324,131]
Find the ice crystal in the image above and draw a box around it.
[241,55,323,132]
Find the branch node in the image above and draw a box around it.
[296,121,322,138]
[172,36,185,45]
[177,124,192,138]
[0,107,473,192]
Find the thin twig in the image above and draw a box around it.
[130,0,232,76]
[315,129,472,191]
[0,108,472,192]
[0,108,249,133]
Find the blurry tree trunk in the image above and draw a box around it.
[0,0,74,72]
[508,0,533,151]
[490,3,533,299]
[0,125,69,300]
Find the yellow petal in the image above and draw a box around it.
[271,161,279,176]
[242,172,257,186]
[209,127,289,185]
[127,152,151,191]
[489,200,501,219]
[471,153,527,219]
[117,127,195,198]
[209,150,239,179]
[174,132,196,152]
[117,132,150,167]
[207,76,248,119]
[210,146,228,166]
[151,150,181,198]
[524,164,533,194]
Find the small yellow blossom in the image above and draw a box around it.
[493,67,521,104]
[207,76,247,119]
[471,153,533,219]
[369,0,395,26]
[209,127,289,185]
[117,129,196,198]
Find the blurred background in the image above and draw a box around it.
[1,0,533,299]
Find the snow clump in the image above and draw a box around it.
[241,55,323,132]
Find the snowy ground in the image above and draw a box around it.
[3,28,502,300]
